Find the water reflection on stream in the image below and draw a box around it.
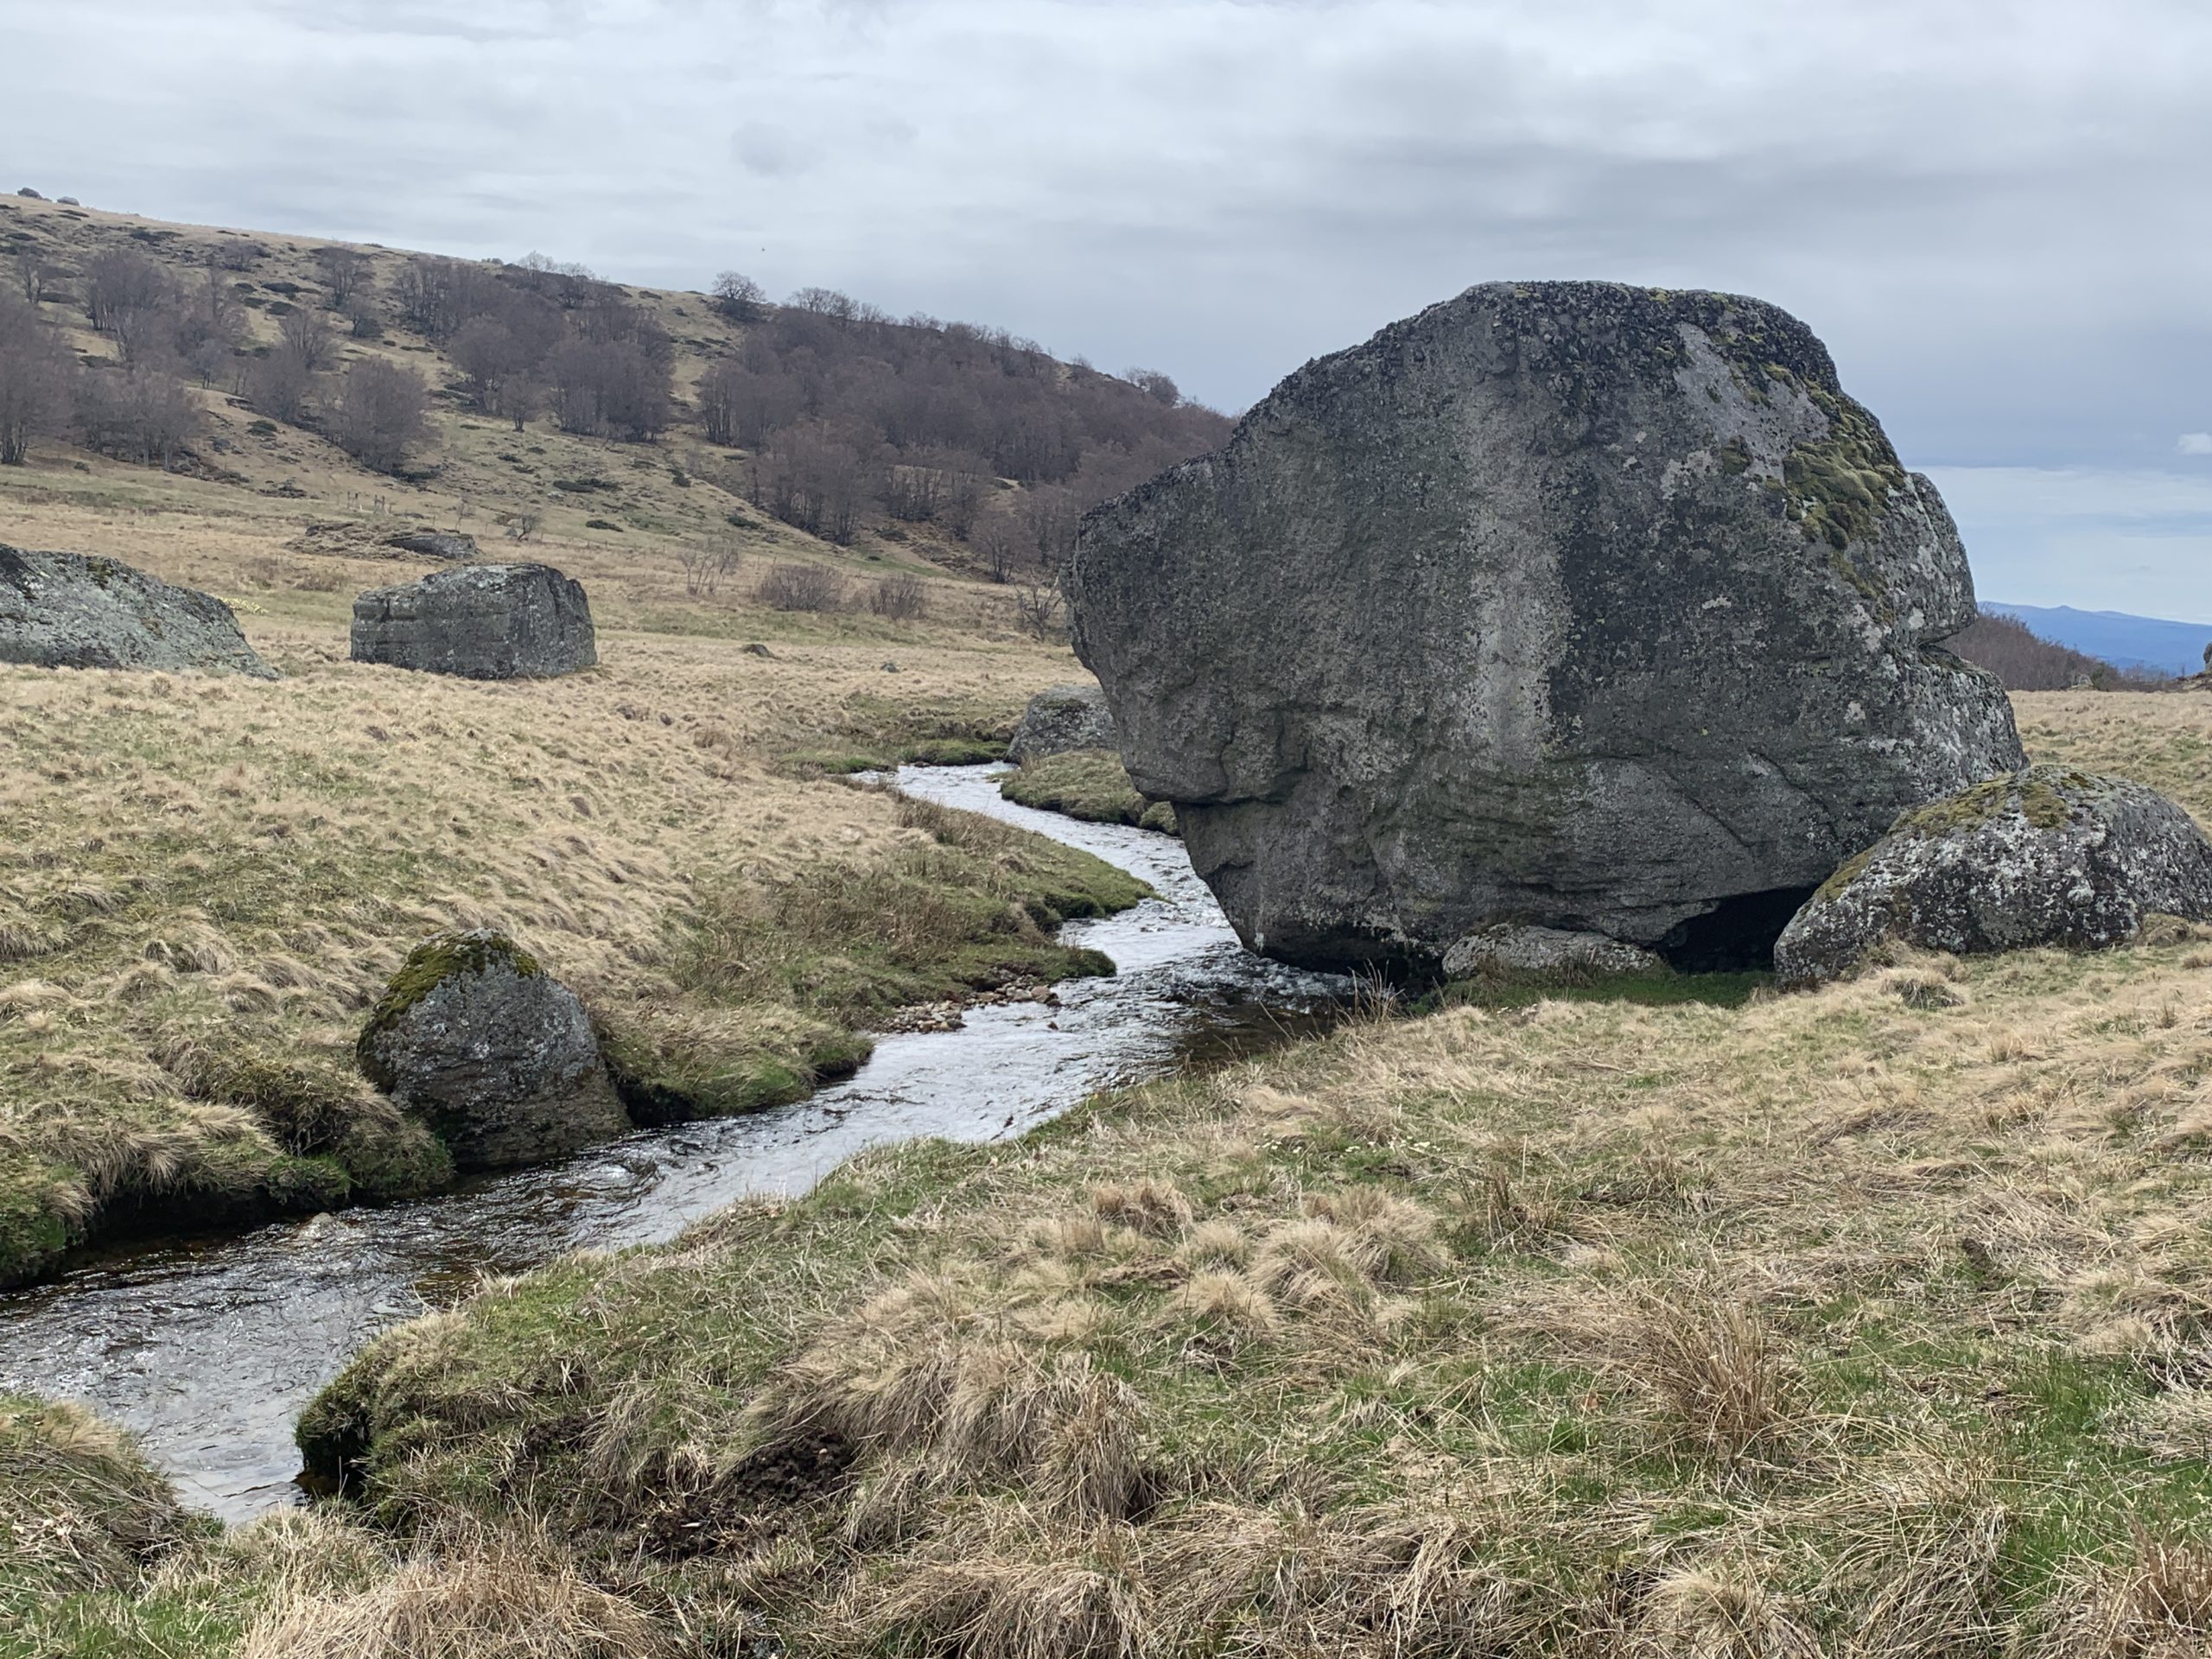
[0,766,1347,1522]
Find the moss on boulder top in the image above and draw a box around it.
[1777,765,2212,988]
[355,929,626,1171]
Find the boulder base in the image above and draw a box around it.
[1009,683,1117,764]
[384,530,479,562]
[0,545,275,677]
[351,563,595,679]
[1774,766,2212,987]
[1072,281,2024,976]
[356,930,629,1169]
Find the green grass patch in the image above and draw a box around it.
[1000,747,1179,833]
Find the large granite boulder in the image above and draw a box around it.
[0,545,275,677]
[1008,683,1117,764]
[1071,281,2025,976]
[351,563,595,679]
[355,930,629,1169]
[1774,766,2212,987]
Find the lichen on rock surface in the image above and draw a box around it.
[1071,280,2024,977]
[355,928,627,1169]
[1007,683,1117,764]
[350,562,596,680]
[1774,765,2212,988]
[0,544,276,677]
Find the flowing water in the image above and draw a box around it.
[0,766,1347,1522]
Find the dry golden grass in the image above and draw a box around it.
[245,683,2212,1658]
[0,517,1109,1281]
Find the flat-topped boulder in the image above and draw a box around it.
[1009,683,1117,764]
[0,545,275,678]
[351,563,595,680]
[1071,281,2025,976]
[356,930,629,1169]
[1775,766,2212,987]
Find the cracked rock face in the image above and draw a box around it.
[1071,281,2025,977]
[0,545,276,678]
[351,563,596,680]
[1774,766,2212,988]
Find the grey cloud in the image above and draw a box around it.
[8,0,2212,609]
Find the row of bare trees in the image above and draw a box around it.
[690,272,1230,556]
[395,254,675,442]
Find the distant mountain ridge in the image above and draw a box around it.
[1983,602,2212,677]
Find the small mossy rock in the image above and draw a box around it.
[350,563,595,680]
[355,929,629,1169]
[1774,766,2212,988]
[0,544,276,677]
[1008,683,1116,764]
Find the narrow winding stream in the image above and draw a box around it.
[0,766,1347,1523]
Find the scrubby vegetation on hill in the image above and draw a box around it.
[0,194,1228,583]
[1950,608,2171,692]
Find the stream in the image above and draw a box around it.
[0,765,1348,1523]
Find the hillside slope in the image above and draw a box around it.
[0,192,1228,605]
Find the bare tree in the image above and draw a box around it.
[869,572,927,620]
[757,562,848,612]
[280,304,337,372]
[84,248,170,335]
[0,292,72,464]
[75,365,199,468]
[245,344,315,425]
[12,248,48,304]
[975,508,1021,584]
[944,471,983,542]
[448,316,527,413]
[1123,366,1179,405]
[696,357,743,446]
[709,270,766,322]
[329,357,430,474]
[312,246,372,310]
[677,535,741,598]
[1015,574,1065,642]
[786,285,858,322]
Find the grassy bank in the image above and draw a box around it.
[17,692,2212,1657]
[0,588,1140,1285]
[999,747,1178,833]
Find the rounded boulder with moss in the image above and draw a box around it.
[1008,683,1117,764]
[355,930,630,1169]
[1774,766,2212,988]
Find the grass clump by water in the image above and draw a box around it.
[999,747,1179,833]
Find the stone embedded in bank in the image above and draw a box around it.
[355,929,631,1169]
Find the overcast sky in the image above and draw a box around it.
[9,0,2212,616]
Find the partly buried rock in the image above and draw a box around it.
[1072,281,2024,977]
[1441,925,1663,981]
[0,544,275,677]
[356,930,630,1168]
[351,563,595,679]
[384,529,478,561]
[1774,766,2212,987]
[1009,683,1116,764]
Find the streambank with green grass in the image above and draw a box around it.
[999,747,1178,832]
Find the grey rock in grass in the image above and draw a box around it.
[383,530,479,562]
[351,562,595,679]
[1071,280,2024,977]
[1008,683,1117,764]
[0,545,276,678]
[356,930,630,1169]
[1774,766,2212,988]
[1441,925,1664,981]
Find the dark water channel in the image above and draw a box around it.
[0,766,1347,1523]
